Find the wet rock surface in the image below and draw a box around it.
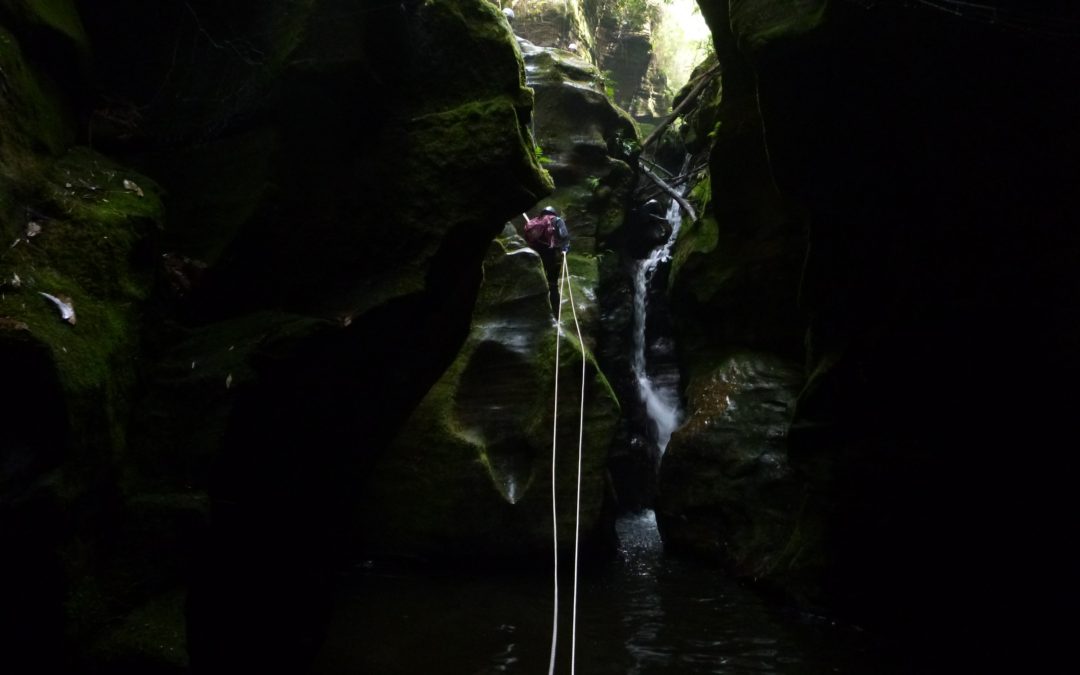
[3,0,555,671]
[657,353,807,587]
[670,0,1080,667]
[360,231,618,560]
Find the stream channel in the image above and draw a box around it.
[310,196,911,674]
[312,508,910,674]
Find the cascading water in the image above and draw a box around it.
[631,197,683,454]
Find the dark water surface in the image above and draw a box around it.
[311,512,913,674]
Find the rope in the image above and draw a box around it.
[547,254,568,675]
[547,251,588,675]
[563,251,587,675]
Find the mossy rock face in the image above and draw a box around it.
[126,310,332,489]
[669,203,806,362]
[2,0,88,50]
[0,148,163,671]
[673,54,722,155]
[684,1,1080,660]
[0,23,73,157]
[3,0,561,669]
[80,0,316,143]
[518,37,638,254]
[1,145,162,404]
[655,352,819,596]
[512,0,595,60]
[360,233,619,560]
[666,14,805,364]
[727,0,827,52]
[166,0,554,318]
[132,126,278,267]
[0,146,162,467]
[86,589,189,674]
[0,14,167,666]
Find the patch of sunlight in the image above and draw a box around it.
[653,0,713,90]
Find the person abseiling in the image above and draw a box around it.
[523,206,571,309]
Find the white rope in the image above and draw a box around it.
[563,251,587,675]
[548,252,588,675]
[547,253,569,675]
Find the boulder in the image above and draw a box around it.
[0,12,164,669]
[656,352,814,593]
[519,37,638,252]
[359,231,619,559]
[677,0,1080,665]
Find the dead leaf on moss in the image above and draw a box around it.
[39,291,76,325]
[122,179,144,197]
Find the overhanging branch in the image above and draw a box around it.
[640,64,721,152]
[641,167,697,223]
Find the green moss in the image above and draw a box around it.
[159,311,329,386]
[360,235,618,558]
[47,148,162,223]
[88,589,189,670]
[408,0,534,113]
[0,142,162,478]
[671,212,719,290]
[406,96,553,205]
[126,311,331,488]
[0,25,73,157]
[730,0,828,52]
[264,0,318,69]
[15,0,89,50]
[135,127,277,264]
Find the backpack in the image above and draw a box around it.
[524,214,558,248]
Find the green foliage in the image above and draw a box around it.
[534,143,552,165]
[600,70,617,99]
[609,127,640,162]
[649,0,712,92]
[590,0,664,32]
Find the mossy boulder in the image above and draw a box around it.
[656,352,818,596]
[0,11,168,668]
[359,231,619,560]
[2,0,87,46]
[0,10,162,486]
[4,0,560,670]
[667,37,804,362]
[0,24,73,156]
[151,2,560,668]
[511,0,595,60]
[519,37,638,253]
[727,0,826,52]
[0,147,162,527]
[683,1,1080,664]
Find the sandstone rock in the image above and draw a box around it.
[359,233,619,559]
[656,352,813,589]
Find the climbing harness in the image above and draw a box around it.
[548,251,588,675]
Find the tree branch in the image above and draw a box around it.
[641,167,697,222]
[640,64,721,152]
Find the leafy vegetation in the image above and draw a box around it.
[601,69,617,99]
[587,0,663,32]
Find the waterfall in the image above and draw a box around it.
[631,197,683,455]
